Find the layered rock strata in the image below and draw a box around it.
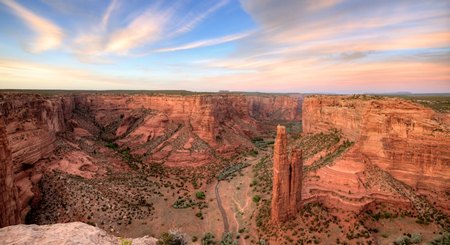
[0,94,75,227]
[0,115,21,227]
[302,95,450,193]
[271,125,303,223]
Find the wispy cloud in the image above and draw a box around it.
[170,0,230,37]
[101,0,119,30]
[1,0,64,53]
[155,31,251,52]
[72,0,231,60]
[105,7,173,54]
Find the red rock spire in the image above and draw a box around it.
[271,125,303,223]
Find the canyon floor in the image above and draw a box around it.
[1,92,449,244]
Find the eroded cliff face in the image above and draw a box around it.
[0,115,20,227]
[302,95,450,193]
[0,94,75,226]
[75,94,300,166]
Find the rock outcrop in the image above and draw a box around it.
[302,95,450,195]
[0,222,157,245]
[271,125,303,223]
[0,115,21,228]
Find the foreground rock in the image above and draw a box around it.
[0,222,157,245]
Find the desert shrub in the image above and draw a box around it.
[196,191,206,200]
[393,233,422,245]
[253,195,261,203]
[220,232,237,245]
[202,232,216,245]
[157,229,188,245]
[410,233,422,243]
[248,149,258,157]
[428,232,450,245]
[105,142,118,149]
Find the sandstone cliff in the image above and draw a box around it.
[302,95,450,194]
[75,94,300,166]
[0,115,20,227]
[271,125,302,223]
[0,94,75,226]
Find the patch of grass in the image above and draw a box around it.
[119,238,132,245]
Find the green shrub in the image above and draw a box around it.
[105,142,118,149]
[220,232,237,245]
[196,191,206,200]
[202,232,216,245]
[252,195,261,203]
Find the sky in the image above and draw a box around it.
[0,0,449,93]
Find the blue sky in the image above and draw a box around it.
[0,0,449,93]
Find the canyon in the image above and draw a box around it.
[0,91,449,244]
[0,92,301,228]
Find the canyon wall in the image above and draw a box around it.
[302,95,450,193]
[0,94,75,227]
[75,94,300,166]
[0,115,21,227]
[271,125,303,223]
[0,92,300,226]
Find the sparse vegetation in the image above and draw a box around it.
[202,232,216,245]
[393,233,422,245]
[217,163,248,181]
[428,232,450,245]
[157,229,188,245]
[119,238,132,245]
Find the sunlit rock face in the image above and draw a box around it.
[271,125,303,223]
[303,95,450,195]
